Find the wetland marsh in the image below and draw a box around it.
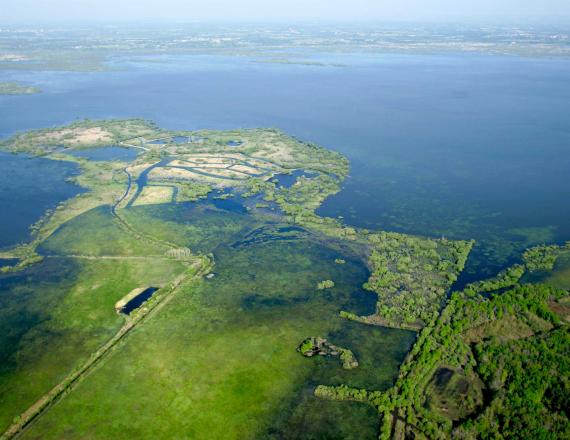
[0,118,464,439]
[0,42,569,439]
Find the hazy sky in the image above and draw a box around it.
[2,0,570,24]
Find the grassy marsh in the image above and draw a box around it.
[0,256,187,432]
[20,219,414,439]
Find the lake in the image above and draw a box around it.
[1,52,569,276]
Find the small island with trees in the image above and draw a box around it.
[298,337,359,369]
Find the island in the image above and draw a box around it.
[0,81,40,95]
[298,337,359,369]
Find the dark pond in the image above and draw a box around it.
[121,287,159,315]
[66,146,138,162]
[0,258,19,268]
[226,140,243,147]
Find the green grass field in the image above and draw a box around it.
[0,205,189,433]
[39,205,169,257]
[0,257,187,432]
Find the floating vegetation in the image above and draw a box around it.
[317,279,335,290]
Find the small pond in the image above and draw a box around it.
[273,169,317,189]
[122,287,159,314]
[0,258,19,268]
[172,136,190,144]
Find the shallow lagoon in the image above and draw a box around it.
[2,52,569,277]
[0,152,83,249]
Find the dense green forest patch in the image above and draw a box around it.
[312,242,570,439]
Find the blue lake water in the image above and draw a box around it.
[0,50,569,440]
[1,52,569,276]
[66,146,138,162]
[0,152,83,249]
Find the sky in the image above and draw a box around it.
[2,0,570,24]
